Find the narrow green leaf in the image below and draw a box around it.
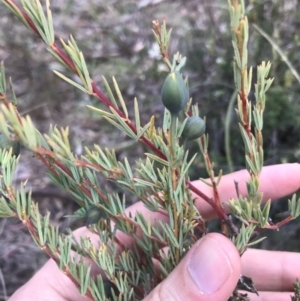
[102,76,118,108]
[46,0,54,44]
[261,200,271,226]
[145,153,168,166]
[176,152,197,194]
[289,194,300,219]
[103,116,135,139]
[0,61,6,93]
[161,222,179,248]
[112,76,128,118]
[60,38,81,69]
[133,178,155,188]
[232,41,241,68]
[134,97,140,132]
[2,1,31,30]
[86,105,113,118]
[39,0,51,44]
[79,52,92,92]
[239,124,252,154]
[109,107,136,138]
[136,121,150,141]
[53,70,89,94]
[0,195,15,218]
[124,157,133,180]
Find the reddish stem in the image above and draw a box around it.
[4,0,227,223]
[24,217,94,300]
[91,82,166,158]
[51,43,77,73]
[6,0,40,36]
[187,182,227,222]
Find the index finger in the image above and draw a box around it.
[115,163,300,250]
[192,163,300,220]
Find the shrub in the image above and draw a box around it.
[0,0,300,300]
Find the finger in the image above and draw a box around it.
[9,259,87,301]
[192,163,300,220]
[143,233,241,301]
[117,163,300,248]
[245,291,294,301]
[122,164,300,230]
[75,164,300,252]
[242,248,300,292]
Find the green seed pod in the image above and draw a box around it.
[85,206,104,226]
[161,71,189,114]
[181,116,205,141]
[103,280,119,298]
[0,134,20,157]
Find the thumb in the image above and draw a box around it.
[144,233,241,301]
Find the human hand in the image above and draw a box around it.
[9,164,300,301]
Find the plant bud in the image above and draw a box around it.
[0,134,20,157]
[86,206,103,225]
[181,116,205,141]
[103,280,119,298]
[161,71,189,114]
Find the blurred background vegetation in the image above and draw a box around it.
[0,0,300,299]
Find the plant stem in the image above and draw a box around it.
[2,0,229,228]
[199,136,230,236]
[169,114,177,158]
[169,114,180,263]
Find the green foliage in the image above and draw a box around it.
[292,279,300,301]
[0,0,300,300]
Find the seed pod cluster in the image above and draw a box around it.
[161,71,189,115]
[181,116,205,141]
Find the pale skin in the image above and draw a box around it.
[9,163,300,301]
